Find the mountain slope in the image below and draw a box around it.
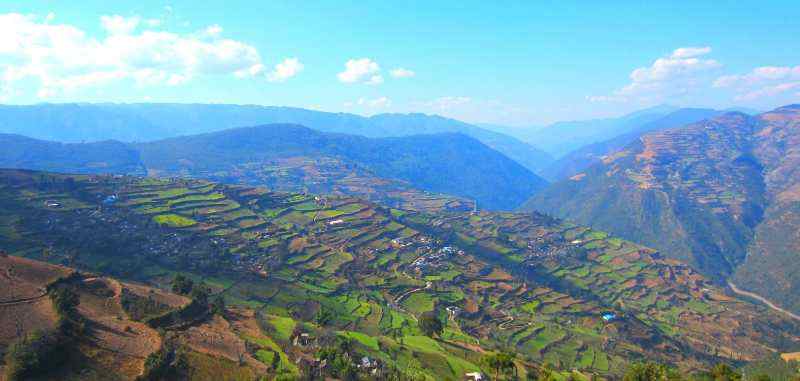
[137,124,546,210]
[0,103,554,174]
[1,169,797,378]
[541,108,725,180]
[527,105,800,314]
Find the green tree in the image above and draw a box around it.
[709,364,741,381]
[170,274,194,295]
[484,352,516,380]
[623,362,669,381]
[211,295,226,315]
[3,330,65,381]
[418,311,444,338]
[529,365,557,381]
[315,307,334,326]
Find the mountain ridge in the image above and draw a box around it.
[0,124,546,210]
[526,105,800,314]
[0,103,554,174]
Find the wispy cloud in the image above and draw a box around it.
[390,68,415,78]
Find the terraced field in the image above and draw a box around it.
[0,169,798,379]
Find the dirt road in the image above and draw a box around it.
[727,281,800,322]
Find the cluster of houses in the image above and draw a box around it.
[410,245,463,270]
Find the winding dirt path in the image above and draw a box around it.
[395,281,432,304]
[728,281,800,322]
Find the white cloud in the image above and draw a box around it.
[714,65,800,101]
[586,95,626,103]
[590,46,720,103]
[365,75,383,85]
[424,96,472,111]
[100,15,140,35]
[234,63,264,78]
[266,58,303,82]
[204,24,223,38]
[0,13,271,98]
[735,82,800,101]
[671,46,712,59]
[714,65,800,88]
[337,58,380,84]
[390,68,415,78]
[357,96,391,108]
[144,18,162,27]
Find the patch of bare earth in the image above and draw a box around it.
[74,277,162,380]
[0,255,70,353]
[179,312,268,374]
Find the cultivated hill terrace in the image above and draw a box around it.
[0,169,798,379]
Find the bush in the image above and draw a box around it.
[418,311,443,338]
[3,330,67,380]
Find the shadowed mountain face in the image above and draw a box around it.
[0,103,553,174]
[0,124,546,210]
[527,105,800,313]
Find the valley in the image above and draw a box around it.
[0,169,798,379]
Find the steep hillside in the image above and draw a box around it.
[527,105,800,314]
[541,108,725,181]
[135,124,547,210]
[0,103,554,174]
[0,170,798,378]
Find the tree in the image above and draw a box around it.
[211,295,226,315]
[171,275,194,295]
[484,352,516,380]
[709,364,742,381]
[3,330,65,381]
[623,362,669,381]
[315,307,334,326]
[529,365,557,381]
[418,311,444,338]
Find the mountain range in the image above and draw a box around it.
[0,103,554,175]
[0,124,546,210]
[527,105,800,315]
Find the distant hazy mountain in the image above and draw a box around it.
[526,105,800,314]
[540,108,725,180]
[0,103,553,174]
[0,125,546,210]
[138,124,546,210]
[481,105,679,158]
[0,133,144,175]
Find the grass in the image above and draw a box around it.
[340,330,380,351]
[401,292,435,314]
[152,213,197,227]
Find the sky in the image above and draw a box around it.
[1,0,799,125]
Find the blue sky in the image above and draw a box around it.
[1,0,799,125]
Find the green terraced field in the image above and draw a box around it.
[0,169,797,380]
